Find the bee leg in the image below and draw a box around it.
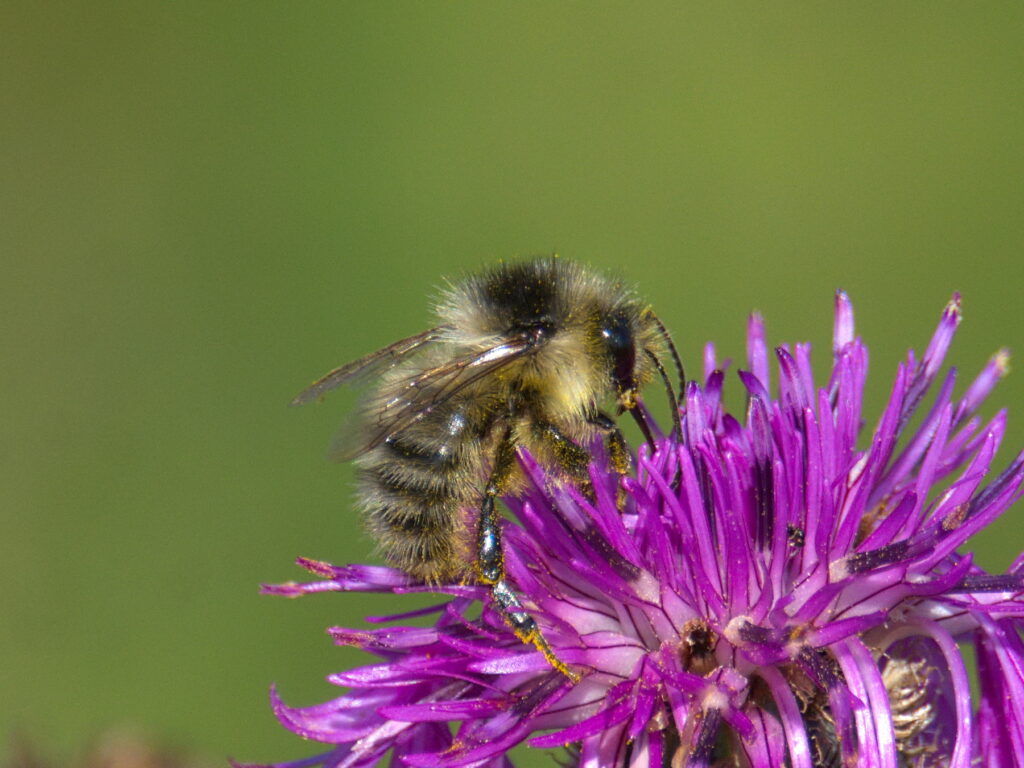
[588,411,629,511]
[535,418,631,509]
[532,421,594,500]
[477,430,580,683]
[589,411,630,475]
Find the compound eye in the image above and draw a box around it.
[600,315,636,392]
[601,322,631,351]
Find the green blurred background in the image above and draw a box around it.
[3,3,1023,766]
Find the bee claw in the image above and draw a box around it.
[519,627,582,683]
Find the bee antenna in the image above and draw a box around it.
[645,349,681,440]
[648,311,685,398]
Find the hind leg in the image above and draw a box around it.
[476,427,580,682]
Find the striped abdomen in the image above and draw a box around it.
[355,398,486,583]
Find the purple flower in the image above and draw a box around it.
[243,294,1024,768]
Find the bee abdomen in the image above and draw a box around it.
[357,446,475,584]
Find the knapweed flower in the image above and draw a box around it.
[246,294,1024,768]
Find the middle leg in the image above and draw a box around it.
[533,413,631,509]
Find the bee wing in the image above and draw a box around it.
[291,326,449,406]
[328,336,533,462]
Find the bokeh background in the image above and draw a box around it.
[3,3,1023,766]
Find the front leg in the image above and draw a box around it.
[588,410,630,477]
[477,426,579,682]
[588,410,630,510]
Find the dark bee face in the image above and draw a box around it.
[598,311,638,400]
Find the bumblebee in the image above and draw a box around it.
[292,256,682,678]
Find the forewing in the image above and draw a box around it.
[328,337,531,462]
[291,326,448,406]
